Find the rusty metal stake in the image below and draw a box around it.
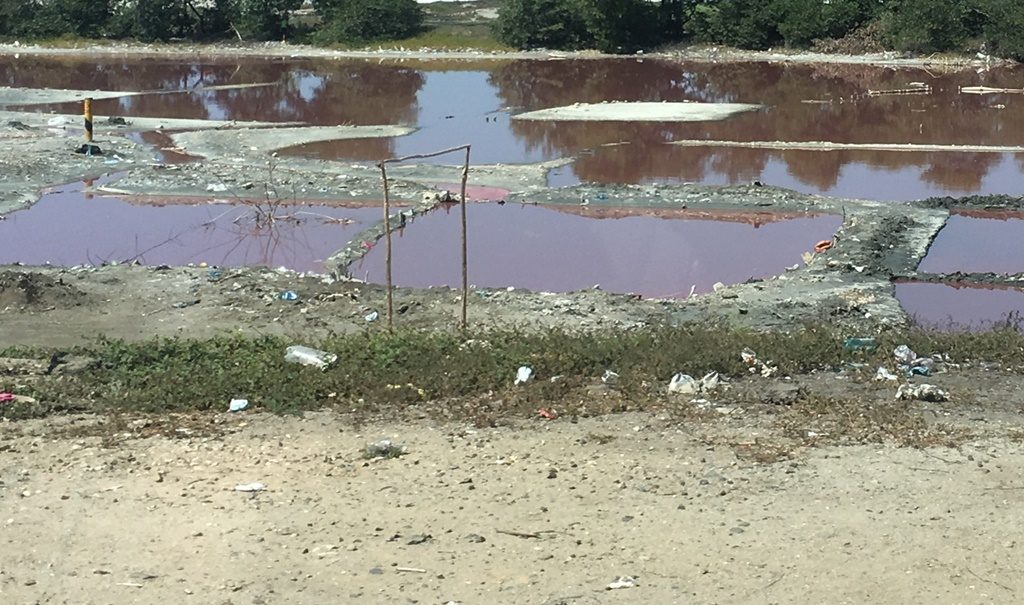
[83,97,93,143]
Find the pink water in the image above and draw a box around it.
[8,56,1024,200]
[896,281,1024,330]
[0,189,383,271]
[918,212,1024,274]
[351,202,842,297]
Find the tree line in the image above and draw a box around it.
[0,0,424,44]
[496,0,1024,59]
[1,0,1022,60]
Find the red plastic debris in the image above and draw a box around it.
[537,408,558,420]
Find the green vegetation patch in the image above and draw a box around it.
[3,323,1024,422]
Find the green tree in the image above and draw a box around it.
[495,0,592,50]
[314,0,423,43]
[579,0,660,52]
[135,0,193,41]
[883,0,970,53]
[686,0,781,49]
[236,0,302,41]
[660,0,691,43]
[976,0,1024,59]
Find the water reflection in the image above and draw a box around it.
[896,281,1024,331]
[918,212,1024,274]
[5,56,1024,198]
[0,187,383,271]
[352,202,841,297]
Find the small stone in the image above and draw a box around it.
[464,534,486,543]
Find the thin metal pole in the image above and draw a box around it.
[460,146,470,332]
[380,162,394,331]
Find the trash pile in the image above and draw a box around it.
[667,371,721,395]
[741,347,778,378]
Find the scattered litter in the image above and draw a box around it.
[700,371,721,392]
[910,358,934,376]
[893,344,916,365]
[279,290,298,301]
[227,398,249,412]
[234,482,265,492]
[844,337,878,352]
[607,576,639,590]
[668,373,699,395]
[874,367,898,382]
[893,344,936,376]
[514,365,533,386]
[813,239,833,253]
[537,408,558,420]
[896,384,949,402]
[47,116,69,127]
[364,310,379,322]
[740,348,778,377]
[284,345,338,370]
[601,370,620,385]
[205,183,228,192]
[364,439,405,459]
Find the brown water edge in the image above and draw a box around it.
[917,213,1024,275]
[10,56,1024,199]
[0,188,386,272]
[350,202,842,298]
[895,280,1024,331]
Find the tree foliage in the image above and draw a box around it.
[313,0,424,44]
[494,0,593,50]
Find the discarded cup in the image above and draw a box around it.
[228,398,249,412]
[365,310,379,323]
[514,366,533,386]
[284,345,338,370]
[741,348,758,366]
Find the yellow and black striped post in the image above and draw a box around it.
[83,98,93,143]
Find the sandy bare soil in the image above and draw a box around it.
[2,400,1024,605]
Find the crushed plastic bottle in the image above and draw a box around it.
[284,345,338,370]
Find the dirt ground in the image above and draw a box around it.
[2,382,1024,605]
